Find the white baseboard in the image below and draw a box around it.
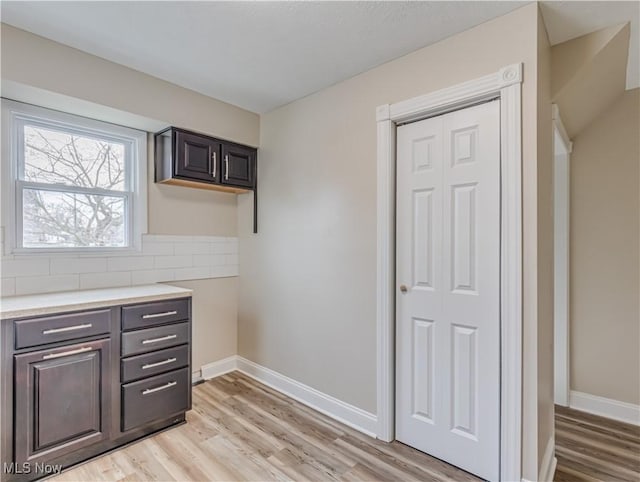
[230,356,378,437]
[201,355,238,380]
[538,436,557,482]
[192,369,203,384]
[197,355,378,437]
[570,390,640,426]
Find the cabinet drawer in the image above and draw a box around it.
[121,344,189,383]
[121,368,189,432]
[122,299,189,331]
[14,309,111,350]
[121,322,189,356]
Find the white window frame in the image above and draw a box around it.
[1,99,148,256]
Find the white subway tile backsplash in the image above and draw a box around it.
[107,256,154,272]
[192,254,213,266]
[155,255,193,269]
[173,266,210,281]
[1,278,16,297]
[16,275,80,295]
[211,243,231,255]
[131,269,175,285]
[146,234,193,243]
[226,239,239,254]
[0,234,238,296]
[80,271,132,290]
[197,235,227,243]
[1,258,50,278]
[193,254,227,267]
[180,242,210,255]
[142,242,174,256]
[210,265,239,278]
[51,257,107,274]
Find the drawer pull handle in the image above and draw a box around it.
[43,346,92,360]
[141,334,177,345]
[224,155,229,180]
[142,310,178,320]
[142,357,177,370]
[142,381,177,395]
[42,323,92,335]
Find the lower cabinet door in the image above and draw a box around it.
[13,338,111,464]
[121,368,189,432]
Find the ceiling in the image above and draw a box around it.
[1,1,638,114]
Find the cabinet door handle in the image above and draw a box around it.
[142,357,177,370]
[42,346,92,360]
[224,155,229,180]
[211,151,217,177]
[142,310,177,320]
[42,323,92,335]
[142,381,177,395]
[141,334,177,345]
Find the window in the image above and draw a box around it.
[2,100,147,254]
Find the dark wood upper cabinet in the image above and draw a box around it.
[222,143,255,188]
[155,127,258,232]
[175,131,221,183]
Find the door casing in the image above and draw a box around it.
[552,104,572,407]
[375,63,523,482]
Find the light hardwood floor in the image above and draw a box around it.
[554,405,640,482]
[51,372,640,482]
[53,371,481,482]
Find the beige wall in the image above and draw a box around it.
[550,23,629,138]
[1,24,256,368]
[536,8,556,469]
[570,88,640,405]
[167,278,238,371]
[238,4,549,479]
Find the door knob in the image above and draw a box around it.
[400,284,408,293]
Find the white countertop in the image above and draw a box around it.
[0,284,192,320]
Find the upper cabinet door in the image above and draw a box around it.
[222,144,256,188]
[175,131,221,183]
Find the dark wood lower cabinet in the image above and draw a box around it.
[0,296,192,482]
[14,339,111,465]
[121,368,190,432]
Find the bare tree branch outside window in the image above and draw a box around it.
[22,125,128,248]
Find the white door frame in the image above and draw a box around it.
[552,104,572,407]
[376,63,523,482]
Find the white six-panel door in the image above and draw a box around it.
[396,100,501,481]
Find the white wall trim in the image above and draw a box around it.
[538,436,557,482]
[552,104,573,153]
[236,356,378,437]
[553,105,572,407]
[375,105,396,443]
[376,63,523,482]
[570,391,640,426]
[201,355,239,380]
[200,356,379,437]
[191,370,203,385]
